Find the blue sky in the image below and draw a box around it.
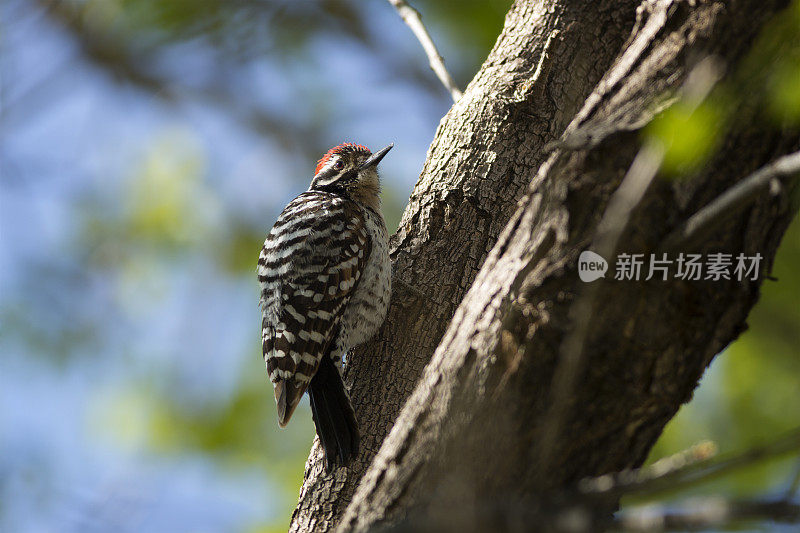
[2,1,799,531]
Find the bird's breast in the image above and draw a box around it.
[336,208,391,352]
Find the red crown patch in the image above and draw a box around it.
[315,143,371,175]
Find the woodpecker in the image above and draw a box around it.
[258,142,393,471]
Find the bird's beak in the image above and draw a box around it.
[360,143,393,169]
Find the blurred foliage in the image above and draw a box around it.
[647,0,800,176]
[414,0,510,85]
[420,0,510,49]
[124,132,213,248]
[89,367,314,523]
[73,126,317,526]
[741,0,800,126]
[82,130,218,259]
[647,98,728,175]
[65,0,371,59]
[39,0,509,162]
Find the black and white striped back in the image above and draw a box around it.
[258,191,370,426]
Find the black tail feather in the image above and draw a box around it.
[307,355,360,472]
[308,378,337,471]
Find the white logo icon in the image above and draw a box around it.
[578,250,608,282]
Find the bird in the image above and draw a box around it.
[258,142,393,471]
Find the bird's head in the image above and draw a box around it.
[309,142,393,212]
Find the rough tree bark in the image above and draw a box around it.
[291,0,799,531]
[290,2,642,529]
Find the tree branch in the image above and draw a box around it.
[660,149,800,252]
[615,497,800,531]
[386,0,463,101]
[581,428,800,500]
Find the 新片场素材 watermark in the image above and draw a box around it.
[578,251,762,282]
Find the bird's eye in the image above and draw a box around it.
[334,160,344,170]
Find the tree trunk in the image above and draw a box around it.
[291,0,799,531]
